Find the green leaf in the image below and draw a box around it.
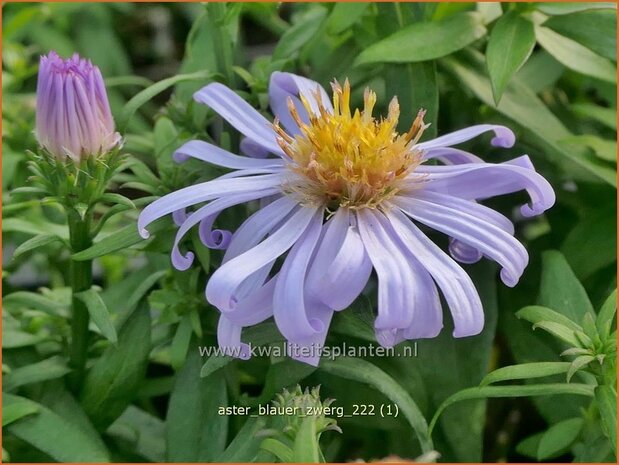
[535,25,616,83]
[216,417,267,462]
[107,406,165,462]
[486,12,536,104]
[260,438,293,463]
[562,208,617,279]
[561,134,617,163]
[516,305,583,332]
[118,70,212,129]
[4,356,71,391]
[516,432,543,459]
[72,218,169,261]
[532,321,581,347]
[572,103,617,130]
[245,358,316,407]
[5,393,110,462]
[320,357,433,453]
[12,234,63,260]
[2,330,46,349]
[595,385,617,451]
[567,355,596,381]
[516,51,565,92]
[544,9,617,61]
[326,2,369,34]
[153,116,179,173]
[442,53,617,187]
[99,193,136,210]
[80,303,151,430]
[169,314,193,371]
[537,417,584,460]
[355,12,486,66]
[596,289,617,340]
[538,250,594,322]
[293,417,320,462]
[273,6,327,60]
[480,362,571,386]
[73,288,117,344]
[167,344,228,462]
[536,2,616,15]
[3,291,68,317]
[429,384,595,435]
[2,398,39,427]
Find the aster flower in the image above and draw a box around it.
[35,51,121,162]
[138,72,555,366]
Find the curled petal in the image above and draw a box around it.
[171,190,277,270]
[422,147,484,164]
[174,140,284,170]
[386,207,484,337]
[217,315,251,360]
[417,124,515,151]
[414,155,556,217]
[224,277,277,327]
[194,83,285,156]
[269,71,333,135]
[394,195,528,287]
[198,214,232,250]
[273,210,325,340]
[137,173,283,238]
[206,205,319,313]
[306,209,372,311]
[287,301,334,367]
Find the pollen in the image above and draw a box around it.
[274,79,429,209]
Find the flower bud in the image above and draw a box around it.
[35,51,121,162]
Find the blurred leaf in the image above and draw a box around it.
[118,70,212,130]
[4,356,71,392]
[5,393,110,462]
[538,250,594,322]
[572,103,617,130]
[486,12,535,104]
[4,291,68,317]
[536,2,616,16]
[75,288,118,344]
[567,355,596,381]
[356,12,486,65]
[326,2,369,34]
[12,234,63,260]
[480,362,571,386]
[273,6,327,60]
[560,135,617,163]
[80,303,151,430]
[544,9,617,61]
[2,330,46,349]
[245,358,316,407]
[169,313,193,371]
[107,406,165,462]
[321,357,433,453]
[2,398,39,426]
[429,384,595,434]
[562,208,617,279]
[167,345,228,462]
[153,116,179,173]
[260,438,293,462]
[516,432,543,459]
[516,51,565,92]
[596,289,617,340]
[537,417,584,460]
[535,25,616,83]
[476,2,503,24]
[595,385,617,451]
[443,53,617,186]
[216,417,267,462]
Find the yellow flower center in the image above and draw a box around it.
[274,79,428,209]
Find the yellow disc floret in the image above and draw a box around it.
[274,79,429,209]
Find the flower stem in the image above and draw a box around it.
[67,210,93,393]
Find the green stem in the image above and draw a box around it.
[67,210,93,393]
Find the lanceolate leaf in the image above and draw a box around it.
[355,12,486,66]
[321,357,433,453]
[480,362,571,386]
[595,385,617,451]
[596,289,617,340]
[80,303,151,430]
[535,25,616,83]
[12,234,64,260]
[516,305,582,332]
[429,384,595,435]
[75,288,118,344]
[537,417,584,460]
[486,11,536,104]
[4,356,71,392]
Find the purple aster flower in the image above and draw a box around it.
[138,72,555,366]
[35,51,121,162]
